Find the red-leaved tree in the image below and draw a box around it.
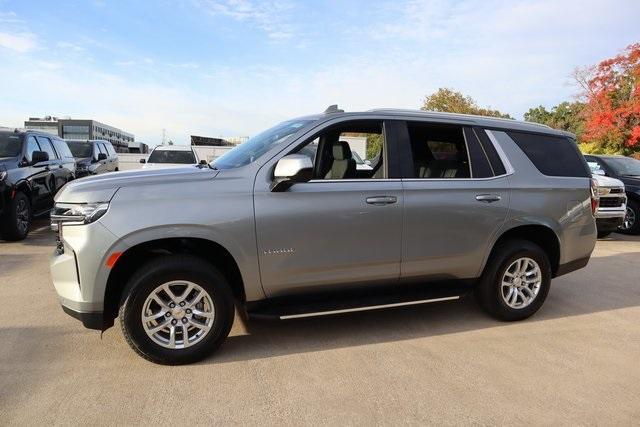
[575,43,640,154]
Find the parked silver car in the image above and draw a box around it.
[589,172,626,238]
[50,107,597,364]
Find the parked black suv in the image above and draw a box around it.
[584,154,640,234]
[67,140,119,177]
[0,128,75,240]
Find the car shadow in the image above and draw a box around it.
[203,249,640,365]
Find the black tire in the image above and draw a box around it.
[597,231,612,239]
[475,239,551,321]
[617,199,640,235]
[0,191,32,241]
[119,255,235,365]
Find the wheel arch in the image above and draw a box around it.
[484,224,561,277]
[103,236,247,326]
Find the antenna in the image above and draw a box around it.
[324,104,344,114]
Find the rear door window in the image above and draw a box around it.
[25,136,41,162]
[405,122,470,178]
[507,131,589,177]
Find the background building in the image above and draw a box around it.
[128,141,149,154]
[24,116,135,152]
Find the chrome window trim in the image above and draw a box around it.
[307,178,402,183]
[485,130,515,175]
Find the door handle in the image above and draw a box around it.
[475,194,501,203]
[366,196,397,205]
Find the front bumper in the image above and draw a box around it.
[62,306,109,330]
[50,220,119,329]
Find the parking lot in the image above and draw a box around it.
[0,220,639,425]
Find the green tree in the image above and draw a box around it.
[366,133,383,159]
[421,88,512,119]
[524,101,586,138]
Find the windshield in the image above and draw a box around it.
[603,157,640,176]
[148,149,196,164]
[0,133,23,157]
[66,141,93,158]
[213,119,314,169]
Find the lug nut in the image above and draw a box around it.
[179,301,186,307]
[169,302,176,308]
[182,318,188,324]
[171,319,177,325]
[165,312,171,317]
[186,309,192,314]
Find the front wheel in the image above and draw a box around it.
[475,239,551,321]
[119,255,235,365]
[0,191,31,241]
[618,199,640,235]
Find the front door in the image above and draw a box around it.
[254,119,403,297]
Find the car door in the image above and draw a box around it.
[253,118,404,297]
[399,122,511,281]
[21,135,52,212]
[37,135,66,207]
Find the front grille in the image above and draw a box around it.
[610,188,624,194]
[599,197,625,208]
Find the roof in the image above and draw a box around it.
[151,145,194,151]
[296,108,572,138]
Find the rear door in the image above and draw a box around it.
[23,135,51,211]
[34,135,64,200]
[399,122,511,281]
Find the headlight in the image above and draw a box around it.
[597,187,611,196]
[51,202,109,230]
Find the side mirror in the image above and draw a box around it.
[199,159,208,165]
[139,158,146,164]
[97,153,108,161]
[271,154,313,192]
[31,151,49,165]
[364,160,371,166]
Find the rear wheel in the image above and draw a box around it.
[119,255,235,365]
[0,191,31,241]
[618,199,640,235]
[475,239,551,321]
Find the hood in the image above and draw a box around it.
[56,165,218,203]
[0,156,19,168]
[617,175,640,191]
[75,157,92,166]
[592,174,624,189]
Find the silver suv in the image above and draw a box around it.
[50,108,597,364]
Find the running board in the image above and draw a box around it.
[278,296,460,319]
[247,282,471,320]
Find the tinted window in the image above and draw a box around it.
[36,136,57,160]
[0,132,23,157]
[105,143,116,156]
[462,127,493,178]
[407,122,470,178]
[507,131,589,177]
[100,143,109,156]
[474,127,506,175]
[148,149,196,164]
[67,141,93,158]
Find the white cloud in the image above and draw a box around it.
[56,41,85,52]
[0,31,36,52]
[197,0,296,40]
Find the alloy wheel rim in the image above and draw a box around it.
[16,199,29,234]
[501,257,542,309]
[621,207,636,230]
[141,281,215,349]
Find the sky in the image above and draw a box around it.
[1,0,639,145]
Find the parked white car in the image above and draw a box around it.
[591,173,627,238]
[141,145,200,169]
